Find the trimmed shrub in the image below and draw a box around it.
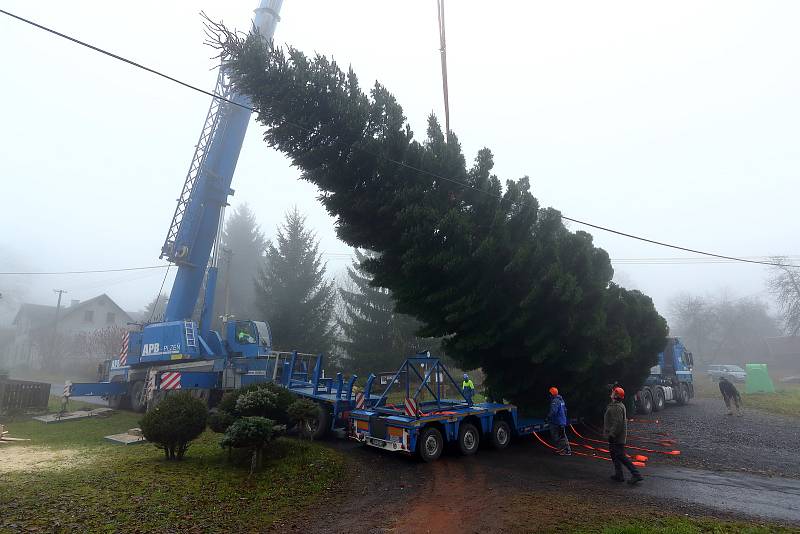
[208,408,236,433]
[217,382,295,424]
[235,388,278,417]
[220,416,275,473]
[287,398,320,439]
[139,392,208,460]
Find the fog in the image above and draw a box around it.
[1,0,798,324]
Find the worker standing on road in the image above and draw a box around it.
[462,373,475,406]
[718,377,742,416]
[604,387,644,484]
[547,387,571,456]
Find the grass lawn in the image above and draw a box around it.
[574,517,795,533]
[693,378,800,418]
[742,385,800,418]
[509,494,794,534]
[0,403,344,532]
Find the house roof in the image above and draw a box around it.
[764,336,800,357]
[12,294,134,330]
[12,303,57,327]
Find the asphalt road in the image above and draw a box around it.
[273,396,800,534]
[277,436,800,533]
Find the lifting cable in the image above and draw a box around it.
[569,424,680,456]
[533,432,646,467]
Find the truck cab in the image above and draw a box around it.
[635,337,694,414]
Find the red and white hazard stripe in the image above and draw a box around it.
[160,371,182,390]
[119,332,130,366]
[355,392,365,410]
[404,397,418,417]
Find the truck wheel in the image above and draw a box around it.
[458,423,480,455]
[653,388,665,412]
[676,384,690,405]
[638,389,653,415]
[489,420,511,450]
[129,381,147,413]
[304,404,330,440]
[418,426,444,462]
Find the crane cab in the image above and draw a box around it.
[226,320,273,358]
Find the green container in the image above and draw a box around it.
[745,363,775,394]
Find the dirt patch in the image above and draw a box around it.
[0,446,86,473]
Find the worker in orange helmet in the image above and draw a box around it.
[604,387,643,484]
[547,386,571,456]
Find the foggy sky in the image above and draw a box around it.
[1,1,798,323]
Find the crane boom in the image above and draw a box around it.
[161,0,283,322]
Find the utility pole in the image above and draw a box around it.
[51,289,67,364]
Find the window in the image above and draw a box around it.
[106,312,116,324]
[84,310,94,323]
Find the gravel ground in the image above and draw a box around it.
[632,395,800,478]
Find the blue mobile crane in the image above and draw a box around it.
[66,0,291,412]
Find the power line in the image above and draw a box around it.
[1,8,796,270]
[0,265,170,276]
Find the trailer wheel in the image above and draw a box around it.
[418,427,444,462]
[638,389,653,415]
[653,388,665,412]
[458,423,480,455]
[129,381,147,413]
[489,420,511,450]
[304,404,330,440]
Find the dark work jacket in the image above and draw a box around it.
[603,401,627,444]
[719,379,740,400]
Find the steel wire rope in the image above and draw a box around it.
[1,7,797,269]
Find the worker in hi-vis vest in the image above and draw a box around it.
[462,373,475,405]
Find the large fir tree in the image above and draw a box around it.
[255,208,335,353]
[338,250,433,377]
[215,34,667,415]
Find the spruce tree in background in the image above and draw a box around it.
[338,250,433,377]
[214,34,668,415]
[218,204,267,323]
[255,208,335,354]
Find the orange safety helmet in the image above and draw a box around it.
[548,386,559,396]
[612,386,625,399]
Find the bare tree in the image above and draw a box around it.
[767,256,800,335]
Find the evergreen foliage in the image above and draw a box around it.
[215,36,668,415]
[139,392,208,460]
[219,204,268,323]
[220,416,276,474]
[287,398,320,439]
[255,208,336,354]
[338,249,435,376]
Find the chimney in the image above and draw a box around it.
[70,299,80,307]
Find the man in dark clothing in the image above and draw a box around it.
[718,377,742,416]
[547,387,571,455]
[604,387,643,484]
